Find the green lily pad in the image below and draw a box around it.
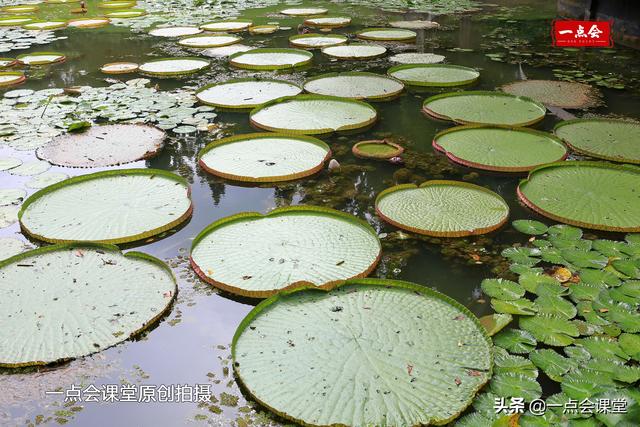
[138,57,209,77]
[579,269,621,287]
[280,7,328,16]
[356,28,417,41]
[352,140,404,159]
[200,19,251,32]
[491,298,538,315]
[0,71,25,87]
[535,294,577,319]
[388,52,445,64]
[500,80,602,109]
[592,239,628,257]
[16,52,66,66]
[619,333,640,361]
[529,349,573,380]
[493,328,537,354]
[303,16,351,28]
[98,1,137,9]
[304,72,404,101]
[0,16,35,26]
[22,21,67,30]
[501,247,541,266]
[612,259,640,278]
[519,314,579,346]
[178,34,241,48]
[561,369,618,400]
[105,9,147,18]
[149,26,202,37]
[489,372,542,401]
[576,336,630,362]
[229,48,312,70]
[388,64,479,87]
[494,348,538,378]
[479,313,512,336]
[561,249,609,269]
[289,34,347,48]
[196,78,302,109]
[512,220,548,235]
[321,44,387,60]
[481,278,525,300]
[0,189,26,207]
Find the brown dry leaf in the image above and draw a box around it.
[551,266,572,283]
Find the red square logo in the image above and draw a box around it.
[552,20,613,48]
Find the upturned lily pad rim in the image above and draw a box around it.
[352,139,404,159]
[303,16,352,28]
[229,48,313,71]
[0,242,176,368]
[231,277,493,425]
[195,77,302,109]
[190,206,382,298]
[422,90,547,127]
[432,124,568,172]
[100,61,139,74]
[553,118,640,164]
[288,33,348,48]
[0,71,26,87]
[517,161,640,232]
[21,20,68,30]
[303,71,405,101]
[200,19,252,32]
[197,132,331,182]
[356,27,417,41]
[0,58,18,68]
[248,25,279,34]
[2,5,40,13]
[177,33,242,48]
[0,16,35,26]
[138,57,209,76]
[18,168,193,245]
[387,63,480,87]
[104,8,147,18]
[249,94,378,135]
[67,17,111,28]
[16,51,66,66]
[320,43,387,60]
[280,7,328,16]
[376,180,510,237]
[98,1,137,9]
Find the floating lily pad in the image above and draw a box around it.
[248,25,278,35]
[0,237,29,261]
[0,244,176,367]
[423,91,546,126]
[200,19,252,32]
[2,5,39,13]
[37,124,165,168]
[518,162,640,232]
[321,43,387,60]
[500,80,602,109]
[191,206,381,297]
[201,44,253,57]
[233,278,492,425]
[0,71,25,87]
[177,34,241,48]
[356,28,417,41]
[16,52,66,66]
[0,58,17,68]
[389,20,440,30]
[388,64,479,87]
[149,26,202,37]
[479,313,512,336]
[8,160,50,176]
[481,278,525,301]
[280,7,328,16]
[0,189,26,207]
[0,205,19,228]
[493,328,537,354]
[376,180,509,237]
[352,139,403,159]
[100,61,139,74]
[105,9,146,18]
[0,16,35,26]
[138,57,209,76]
[519,314,579,346]
[196,78,301,109]
[67,18,111,29]
[304,16,351,28]
[388,52,445,64]
[491,298,538,315]
[26,172,69,189]
[490,372,542,401]
[0,157,22,171]
[432,125,567,172]
[303,72,404,101]
[22,21,67,30]
[554,119,640,164]
[229,48,313,70]
[249,94,377,135]
[288,33,347,48]
[19,169,192,244]
[198,133,330,183]
[512,220,548,235]
[98,1,136,9]
[529,349,573,380]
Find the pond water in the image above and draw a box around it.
[1,0,639,426]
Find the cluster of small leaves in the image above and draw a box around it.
[457,220,640,426]
[0,27,63,54]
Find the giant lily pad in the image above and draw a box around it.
[376,180,509,237]
[2,5,39,13]
[201,44,253,57]
[98,1,136,8]
[0,243,176,367]
[288,34,347,48]
[0,71,25,87]
[356,28,417,41]
[304,16,351,28]
[518,162,640,232]
[233,278,492,425]
[229,48,313,70]
[249,94,377,135]
[388,52,445,64]
[0,16,35,26]
[178,34,241,48]
[19,169,192,245]
[67,18,111,29]
[148,26,202,37]
[303,72,404,101]
[196,78,302,109]
[388,64,479,87]
[249,25,279,35]
[321,44,387,60]
[432,125,568,172]
[198,133,330,182]
[190,206,381,297]
[105,9,146,18]
[554,119,640,164]
[0,58,18,68]
[16,52,65,66]
[36,124,165,168]
[138,57,209,76]
[389,20,440,30]
[22,21,67,30]
[100,61,139,74]
[500,80,602,109]
[422,91,547,126]
[200,20,252,32]
[280,7,328,16]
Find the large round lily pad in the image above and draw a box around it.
[148,26,202,37]
[100,61,139,74]
[518,162,640,232]
[356,27,417,41]
[280,7,328,16]
[0,71,25,87]
[0,243,176,367]
[500,80,602,109]
[0,16,35,26]
[249,95,377,135]
[289,33,347,48]
[229,48,313,70]
[67,18,111,29]
[198,133,330,182]
[433,125,568,172]
[200,20,252,32]
[304,16,351,28]
[196,78,302,109]
[178,34,241,48]
[422,91,547,126]
[321,44,387,60]
[388,52,445,64]
[388,64,479,87]
[376,180,510,237]
[554,119,640,164]
[98,1,136,8]
[105,9,146,18]
[2,5,39,13]
[138,57,209,76]
[17,52,66,66]
[19,169,192,244]
[389,20,440,30]
[36,124,165,168]
[190,206,381,297]
[249,25,279,35]
[22,21,67,30]
[303,71,403,101]
[232,278,492,425]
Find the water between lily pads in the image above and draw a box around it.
[1,0,639,425]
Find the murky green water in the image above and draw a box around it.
[1,0,639,425]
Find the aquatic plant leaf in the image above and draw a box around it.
[575,336,629,362]
[612,259,640,278]
[321,44,387,60]
[512,220,548,235]
[19,169,192,244]
[560,249,609,269]
[593,389,640,427]
[579,269,621,287]
[0,244,176,367]
[493,329,537,354]
[519,314,579,347]
[501,80,602,109]
[196,78,302,109]
[494,348,537,379]
[568,281,606,302]
[376,180,509,237]
[0,157,22,171]
[509,264,543,276]
[0,237,29,261]
[26,172,69,189]
[280,7,328,16]
[619,333,640,361]
[356,28,416,41]
[0,189,26,207]
[489,373,542,401]
[455,411,494,427]
[518,162,640,232]
[303,72,404,101]
[149,26,202,37]
[548,224,583,240]
[479,313,512,336]
[191,206,381,298]
[178,34,242,48]
[198,133,330,183]
[592,239,628,257]
[138,57,209,76]
[352,140,404,159]
[529,349,573,380]
[232,279,492,426]
[229,48,312,70]
[16,51,65,66]
[500,247,541,266]
[388,64,479,87]
[433,126,567,172]
[303,16,351,28]
[535,294,577,319]
[491,298,538,315]
[289,34,347,48]
[481,278,524,301]
[561,369,618,400]
[388,52,445,64]
[200,19,252,32]
[0,71,25,87]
